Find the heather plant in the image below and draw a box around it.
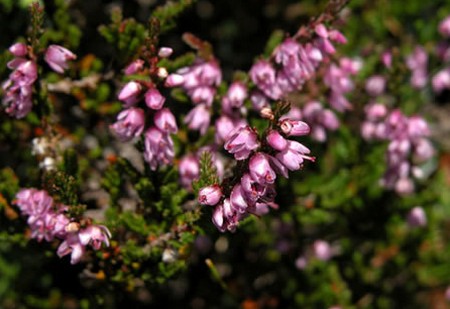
[1,0,450,308]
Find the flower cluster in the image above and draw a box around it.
[298,101,339,142]
[324,57,362,111]
[15,188,110,264]
[406,46,428,89]
[433,15,450,92]
[198,115,314,232]
[361,104,434,195]
[2,43,76,118]
[249,24,346,106]
[111,48,179,170]
[166,58,222,134]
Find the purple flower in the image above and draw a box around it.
[44,45,76,74]
[249,60,282,100]
[381,51,392,68]
[432,68,450,93]
[302,101,339,142]
[273,38,302,66]
[266,130,288,151]
[198,185,223,206]
[365,75,386,96]
[15,188,53,224]
[57,233,86,264]
[124,59,145,75]
[144,127,175,170]
[224,126,260,160]
[313,240,333,261]
[179,154,200,189]
[215,115,246,144]
[439,16,450,37]
[165,73,185,87]
[230,184,249,213]
[9,42,27,57]
[118,81,142,107]
[275,140,314,172]
[184,103,211,134]
[78,225,111,250]
[154,108,178,133]
[158,47,173,58]
[110,107,145,141]
[280,119,310,136]
[406,46,428,89]
[221,81,247,114]
[407,206,427,227]
[249,153,277,185]
[145,88,165,110]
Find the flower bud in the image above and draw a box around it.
[280,119,310,136]
[266,130,288,151]
[124,59,144,75]
[198,185,223,206]
[118,81,142,106]
[9,42,27,57]
[44,45,77,74]
[407,206,427,227]
[158,47,173,58]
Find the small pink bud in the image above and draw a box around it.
[124,59,145,75]
[266,130,288,151]
[158,47,173,58]
[165,74,185,87]
[280,119,310,136]
[313,240,332,261]
[198,185,223,206]
[9,42,27,57]
[439,16,450,37]
[315,24,328,38]
[118,81,142,105]
[407,206,427,227]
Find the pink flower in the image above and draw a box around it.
[44,45,76,74]
[118,81,142,107]
[249,153,277,185]
[15,188,53,223]
[280,119,310,136]
[224,126,260,160]
[145,88,165,110]
[9,42,27,57]
[407,206,427,227]
[365,75,386,96]
[275,140,315,172]
[110,107,145,141]
[184,104,211,134]
[198,185,223,206]
[124,59,145,75]
[57,233,86,264]
[179,154,200,189]
[158,47,173,58]
[144,127,175,170]
[313,240,333,261]
[266,130,288,151]
[439,16,450,37]
[78,225,111,250]
[154,108,178,133]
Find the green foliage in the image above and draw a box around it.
[98,8,147,65]
[151,0,197,33]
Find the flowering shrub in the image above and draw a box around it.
[1,0,450,308]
